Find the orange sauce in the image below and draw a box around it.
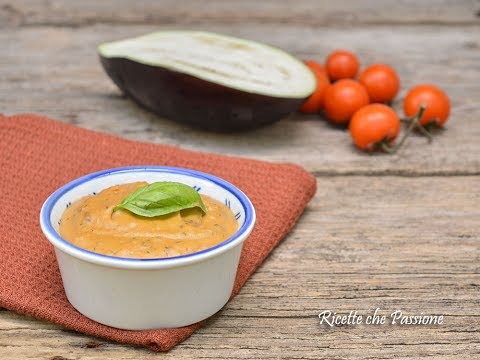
[59,182,238,258]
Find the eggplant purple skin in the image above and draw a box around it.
[100,56,307,132]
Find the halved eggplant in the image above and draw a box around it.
[98,31,316,132]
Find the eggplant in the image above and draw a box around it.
[98,31,316,132]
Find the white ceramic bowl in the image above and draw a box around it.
[40,166,255,329]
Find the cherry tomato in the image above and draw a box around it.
[349,104,401,150]
[359,64,400,103]
[324,79,370,124]
[300,61,330,113]
[325,50,360,81]
[403,84,450,126]
[303,60,328,78]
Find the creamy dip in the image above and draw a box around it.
[59,182,239,258]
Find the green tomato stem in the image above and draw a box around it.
[400,108,433,142]
[414,121,433,142]
[381,104,427,154]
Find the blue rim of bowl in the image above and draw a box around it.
[40,166,255,267]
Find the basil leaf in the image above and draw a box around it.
[114,182,207,217]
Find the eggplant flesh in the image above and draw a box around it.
[98,31,316,132]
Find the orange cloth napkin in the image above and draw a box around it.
[0,114,316,351]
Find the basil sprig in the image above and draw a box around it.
[114,182,207,217]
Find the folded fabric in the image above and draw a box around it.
[0,114,316,351]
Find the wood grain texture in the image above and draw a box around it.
[0,176,479,359]
[0,0,479,27]
[0,24,479,174]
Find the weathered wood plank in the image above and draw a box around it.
[0,0,479,27]
[0,24,478,174]
[0,176,478,358]
[0,312,479,359]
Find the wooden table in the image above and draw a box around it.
[1,1,479,358]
